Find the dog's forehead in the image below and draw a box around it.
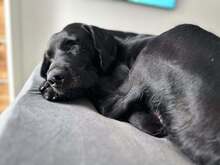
[49,28,88,49]
[49,31,77,46]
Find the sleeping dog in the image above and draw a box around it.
[40,23,220,165]
[39,23,166,137]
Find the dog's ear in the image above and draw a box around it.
[82,25,118,73]
[40,53,51,79]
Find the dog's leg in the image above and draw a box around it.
[100,71,167,137]
[100,84,141,119]
[100,87,167,137]
[128,108,167,138]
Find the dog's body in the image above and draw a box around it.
[40,23,220,165]
[102,24,220,165]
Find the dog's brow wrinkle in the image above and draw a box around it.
[67,35,77,41]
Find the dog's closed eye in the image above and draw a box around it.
[46,50,53,58]
[60,39,79,51]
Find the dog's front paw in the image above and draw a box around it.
[39,81,60,101]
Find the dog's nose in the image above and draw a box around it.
[48,74,64,86]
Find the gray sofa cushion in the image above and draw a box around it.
[0,65,193,165]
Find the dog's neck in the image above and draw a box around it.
[109,30,155,68]
[88,30,155,111]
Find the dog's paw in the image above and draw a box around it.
[128,110,168,138]
[39,81,60,101]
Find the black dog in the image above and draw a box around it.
[40,23,220,165]
[39,23,166,137]
[102,24,220,165]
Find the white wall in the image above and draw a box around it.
[5,0,220,99]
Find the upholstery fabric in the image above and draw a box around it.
[0,65,193,165]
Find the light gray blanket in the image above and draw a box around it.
[0,65,193,165]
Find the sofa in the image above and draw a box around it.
[0,65,194,165]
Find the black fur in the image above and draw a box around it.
[40,23,220,164]
[39,23,166,138]
[102,24,220,165]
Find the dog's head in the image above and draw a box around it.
[40,23,118,95]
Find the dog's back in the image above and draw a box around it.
[141,24,220,165]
